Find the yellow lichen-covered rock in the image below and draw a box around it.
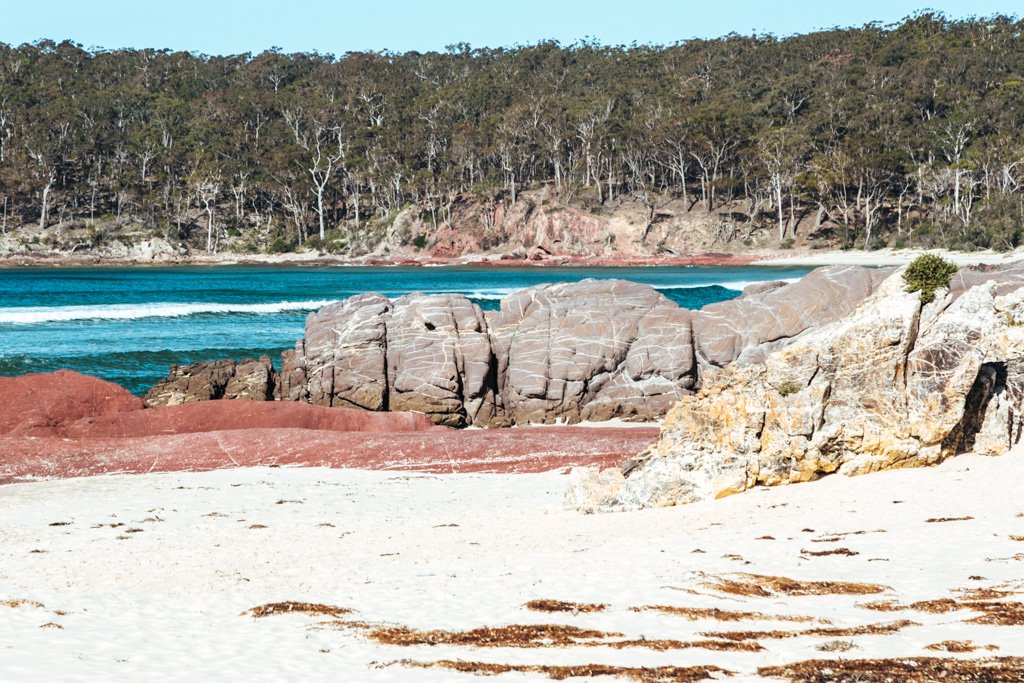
[580,267,1024,511]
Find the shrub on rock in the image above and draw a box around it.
[903,254,958,304]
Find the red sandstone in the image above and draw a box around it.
[0,370,145,437]
[0,371,655,484]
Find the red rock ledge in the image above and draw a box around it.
[0,371,656,484]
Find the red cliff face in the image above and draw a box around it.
[0,371,658,484]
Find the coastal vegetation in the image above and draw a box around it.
[902,253,959,303]
[0,13,1022,254]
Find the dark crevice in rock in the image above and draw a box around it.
[815,381,832,433]
[262,367,276,401]
[945,362,1004,455]
[894,304,921,391]
[452,362,468,428]
[381,312,391,412]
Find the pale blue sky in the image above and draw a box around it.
[2,1,1019,55]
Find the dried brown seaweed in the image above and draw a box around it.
[702,619,918,641]
[388,659,731,682]
[243,602,352,619]
[758,656,1024,682]
[631,605,818,623]
[524,600,606,613]
[704,573,887,597]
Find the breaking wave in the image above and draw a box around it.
[462,288,521,300]
[0,300,337,324]
[653,278,800,292]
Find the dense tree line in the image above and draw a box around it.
[0,13,1022,253]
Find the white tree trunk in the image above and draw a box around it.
[39,179,53,230]
[316,189,326,241]
[206,204,214,252]
[773,173,785,241]
[198,190,218,253]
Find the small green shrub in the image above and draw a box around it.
[902,254,958,304]
[780,238,796,250]
[412,234,428,250]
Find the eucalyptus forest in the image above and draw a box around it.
[0,13,1022,253]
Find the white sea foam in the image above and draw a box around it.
[378,288,519,301]
[463,288,520,300]
[429,279,800,301]
[0,300,337,324]
[653,277,800,292]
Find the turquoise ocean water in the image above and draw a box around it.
[0,265,812,395]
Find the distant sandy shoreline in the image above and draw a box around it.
[4,246,1022,269]
[0,251,757,269]
[757,247,1024,268]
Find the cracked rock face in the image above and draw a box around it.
[489,279,696,425]
[574,266,1024,511]
[691,265,893,369]
[279,293,392,411]
[386,293,499,427]
[277,280,699,427]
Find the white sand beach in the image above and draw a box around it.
[1,447,1022,681]
[758,248,1024,268]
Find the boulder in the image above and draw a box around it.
[489,279,695,424]
[296,293,391,410]
[275,347,308,402]
[691,266,892,369]
[564,466,627,514]
[274,279,701,426]
[144,356,276,406]
[276,292,497,426]
[740,280,789,297]
[571,265,1024,511]
[224,357,277,400]
[386,293,500,427]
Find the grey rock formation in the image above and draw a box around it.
[691,265,892,368]
[146,268,894,426]
[278,293,392,410]
[570,265,1024,510]
[387,293,499,427]
[490,279,695,424]
[275,280,697,427]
